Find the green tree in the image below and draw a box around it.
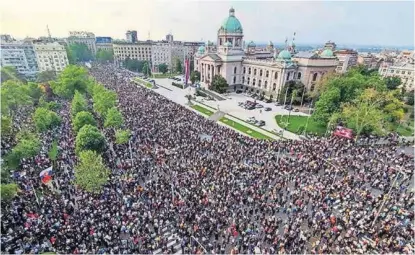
[312,87,341,124]
[210,75,228,94]
[50,65,90,98]
[1,66,20,83]
[75,124,106,154]
[71,90,88,117]
[96,49,114,63]
[175,58,182,73]
[405,90,414,106]
[278,81,306,104]
[124,57,145,72]
[65,45,76,64]
[73,111,97,133]
[1,116,12,137]
[36,70,57,83]
[340,88,385,139]
[115,129,131,144]
[1,183,19,203]
[48,139,59,162]
[190,71,201,85]
[75,150,110,193]
[33,107,61,132]
[158,63,168,74]
[142,61,152,76]
[1,80,33,115]
[6,132,41,168]
[104,107,123,128]
[91,86,117,117]
[385,76,401,90]
[68,42,93,62]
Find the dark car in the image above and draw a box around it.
[285,105,294,111]
[257,120,266,127]
[265,99,272,103]
[264,107,272,111]
[236,89,243,94]
[294,108,300,112]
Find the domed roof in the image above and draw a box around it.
[320,49,334,57]
[247,41,256,47]
[277,50,292,60]
[224,41,232,47]
[198,45,205,53]
[219,8,243,33]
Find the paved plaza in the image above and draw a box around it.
[152,77,306,140]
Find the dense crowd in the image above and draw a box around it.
[1,63,414,254]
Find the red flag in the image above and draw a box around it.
[185,58,190,85]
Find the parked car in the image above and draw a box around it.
[275,102,282,106]
[255,104,264,109]
[294,108,300,112]
[264,107,272,111]
[236,89,243,94]
[265,99,272,103]
[247,117,256,123]
[256,120,266,127]
[284,105,294,111]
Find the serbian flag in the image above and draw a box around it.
[184,57,190,85]
[39,166,53,184]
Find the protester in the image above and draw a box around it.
[1,63,413,254]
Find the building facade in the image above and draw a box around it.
[126,30,138,43]
[379,62,414,90]
[0,40,39,79]
[194,8,338,97]
[33,42,69,73]
[96,37,113,51]
[151,41,171,72]
[334,49,358,73]
[67,31,97,55]
[113,41,152,64]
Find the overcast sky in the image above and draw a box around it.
[1,0,413,46]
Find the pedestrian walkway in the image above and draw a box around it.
[208,111,226,121]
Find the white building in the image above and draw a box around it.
[96,37,113,52]
[0,40,39,79]
[334,49,358,73]
[33,42,69,73]
[113,41,152,64]
[151,41,171,71]
[67,31,97,55]
[194,7,338,97]
[379,62,415,90]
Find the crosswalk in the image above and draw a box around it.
[152,225,182,255]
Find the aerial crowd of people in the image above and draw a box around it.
[1,63,414,254]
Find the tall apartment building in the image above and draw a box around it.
[33,42,69,73]
[151,41,171,72]
[96,37,113,51]
[67,31,97,55]
[0,34,14,43]
[126,30,138,43]
[334,49,358,73]
[166,33,174,43]
[0,40,39,79]
[113,41,152,65]
[379,62,414,90]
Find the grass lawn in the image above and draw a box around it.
[220,117,273,140]
[191,104,215,116]
[133,78,153,89]
[388,122,414,136]
[275,115,326,136]
[153,73,180,78]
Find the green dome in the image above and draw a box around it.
[277,50,292,60]
[247,41,256,47]
[224,41,232,47]
[220,8,243,33]
[198,46,205,54]
[321,49,334,57]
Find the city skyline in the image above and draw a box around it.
[1,0,414,47]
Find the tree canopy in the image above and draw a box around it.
[96,49,114,63]
[142,61,152,76]
[33,107,61,132]
[1,80,40,115]
[175,58,182,73]
[36,70,57,83]
[124,58,145,72]
[75,124,106,154]
[75,150,110,193]
[71,90,88,117]
[67,42,94,62]
[1,183,19,203]
[104,107,124,129]
[90,83,117,117]
[210,75,228,94]
[190,71,201,85]
[73,111,97,133]
[278,81,307,104]
[158,63,168,74]
[115,129,131,145]
[50,65,90,98]
[5,132,41,168]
